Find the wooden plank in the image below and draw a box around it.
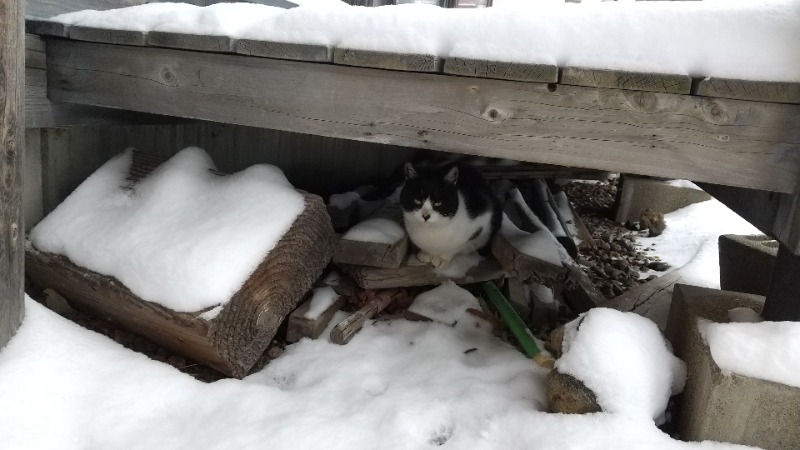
[70,25,146,46]
[444,57,557,83]
[696,78,800,105]
[334,48,442,73]
[561,66,692,94]
[25,19,68,37]
[147,31,233,53]
[762,244,800,321]
[774,188,800,256]
[334,235,409,269]
[25,0,223,19]
[1,0,25,349]
[25,33,46,69]
[24,129,44,229]
[46,40,800,193]
[603,269,682,330]
[339,257,506,289]
[237,39,332,63]
[285,291,345,343]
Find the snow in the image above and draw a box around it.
[28,147,304,312]
[50,0,800,82]
[639,199,761,289]
[304,286,340,320]
[557,308,687,424]
[407,281,481,325]
[0,298,758,450]
[342,217,405,244]
[700,319,800,390]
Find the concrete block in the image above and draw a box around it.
[718,234,778,296]
[666,285,800,450]
[615,176,711,224]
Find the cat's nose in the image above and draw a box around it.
[422,212,431,221]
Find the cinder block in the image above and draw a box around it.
[718,234,777,296]
[615,176,711,224]
[666,285,800,450]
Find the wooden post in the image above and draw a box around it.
[0,0,25,348]
[762,244,800,321]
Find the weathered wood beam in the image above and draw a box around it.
[46,39,800,193]
[695,77,800,105]
[561,66,692,95]
[444,57,558,83]
[763,243,800,321]
[334,48,443,73]
[1,0,25,349]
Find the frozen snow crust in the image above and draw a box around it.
[50,0,800,82]
[29,147,304,312]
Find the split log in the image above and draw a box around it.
[333,234,408,269]
[25,150,336,378]
[339,257,505,289]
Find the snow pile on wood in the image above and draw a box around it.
[556,308,687,423]
[49,0,800,82]
[29,147,304,312]
[700,318,800,389]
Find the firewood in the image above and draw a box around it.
[26,150,336,378]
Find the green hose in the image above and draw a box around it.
[481,281,542,359]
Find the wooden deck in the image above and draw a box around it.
[16,14,800,320]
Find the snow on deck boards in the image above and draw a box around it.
[42,37,800,193]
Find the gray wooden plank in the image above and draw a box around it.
[334,48,442,73]
[774,187,800,256]
[696,77,800,105]
[561,66,692,94]
[147,31,233,53]
[25,33,46,69]
[444,57,557,83]
[25,18,68,37]
[24,129,44,229]
[237,39,332,63]
[69,25,146,46]
[1,0,25,350]
[25,0,223,19]
[46,40,800,193]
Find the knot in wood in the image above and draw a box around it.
[483,107,506,122]
[160,67,177,86]
[10,223,18,242]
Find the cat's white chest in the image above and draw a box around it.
[403,194,492,259]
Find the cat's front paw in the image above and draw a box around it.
[429,255,451,269]
[417,251,434,264]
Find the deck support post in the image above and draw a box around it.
[763,243,800,321]
[1,0,25,349]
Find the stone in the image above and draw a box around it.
[648,261,671,272]
[666,285,800,450]
[640,209,667,237]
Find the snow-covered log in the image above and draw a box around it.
[25,150,335,378]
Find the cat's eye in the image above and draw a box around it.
[414,199,422,205]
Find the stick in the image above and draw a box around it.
[330,289,397,345]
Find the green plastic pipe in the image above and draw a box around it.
[481,281,542,359]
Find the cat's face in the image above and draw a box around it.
[400,163,459,224]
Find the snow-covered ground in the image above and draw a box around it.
[2,185,792,449]
[49,0,800,82]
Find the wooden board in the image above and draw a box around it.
[334,235,409,269]
[26,19,68,37]
[339,257,506,289]
[46,40,800,193]
[444,57,558,83]
[695,78,800,105]
[26,151,336,377]
[70,25,146,46]
[1,0,25,349]
[334,48,442,73]
[147,31,234,53]
[237,39,332,63]
[285,292,345,343]
[561,67,692,95]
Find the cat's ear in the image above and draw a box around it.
[404,162,418,179]
[444,166,459,184]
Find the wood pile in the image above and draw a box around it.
[26,150,336,378]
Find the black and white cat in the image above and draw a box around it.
[400,161,502,269]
